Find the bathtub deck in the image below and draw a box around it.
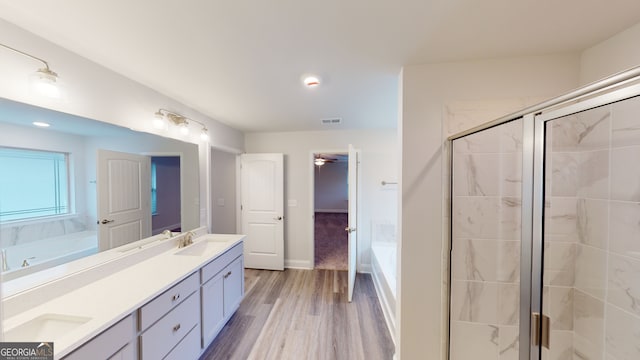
[201,269,395,360]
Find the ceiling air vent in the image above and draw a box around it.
[321,118,342,125]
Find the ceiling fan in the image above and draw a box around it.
[314,154,343,166]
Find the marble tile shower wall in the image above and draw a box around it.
[545,96,640,360]
[0,215,89,247]
[450,119,523,360]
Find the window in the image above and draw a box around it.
[151,160,157,215]
[0,147,70,222]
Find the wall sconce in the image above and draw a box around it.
[0,42,63,100]
[153,109,210,141]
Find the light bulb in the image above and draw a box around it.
[315,158,325,166]
[200,128,210,141]
[30,68,62,99]
[153,111,167,130]
[179,123,189,135]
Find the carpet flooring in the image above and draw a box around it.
[314,212,348,270]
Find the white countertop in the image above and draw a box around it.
[2,233,245,359]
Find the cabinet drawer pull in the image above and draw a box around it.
[223,271,232,278]
[173,323,181,332]
[172,293,180,302]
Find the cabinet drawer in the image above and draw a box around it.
[139,292,199,360]
[163,324,201,360]
[201,243,243,283]
[62,315,134,360]
[139,272,198,331]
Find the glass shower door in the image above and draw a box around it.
[449,119,523,360]
[540,94,640,360]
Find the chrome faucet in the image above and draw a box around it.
[21,257,35,268]
[178,231,195,248]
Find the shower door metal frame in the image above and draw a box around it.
[530,80,640,360]
[446,65,640,360]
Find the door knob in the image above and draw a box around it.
[101,219,115,224]
[274,216,283,220]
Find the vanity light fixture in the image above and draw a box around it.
[0,42,63,100]
[153,109,210,141]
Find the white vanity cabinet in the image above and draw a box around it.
[35,235,245,359]
[200,242,244,347]
[138,272,200,360]
[62,315,135,360]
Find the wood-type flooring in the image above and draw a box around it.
[200,269,395,360]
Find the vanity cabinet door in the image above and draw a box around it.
[223,256,244,317]
[201,271,225,347]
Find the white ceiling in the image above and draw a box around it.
[2,0,640,133]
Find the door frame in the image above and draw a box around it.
[309,149,349,269]
[143,152,184,234]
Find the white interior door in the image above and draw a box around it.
[347,144,359,302]
[97,149,151,251]
[240,153,284,270]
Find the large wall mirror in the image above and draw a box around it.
[0,98,200,283]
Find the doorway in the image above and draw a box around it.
[313,152,349,270]
[150,156,181,235]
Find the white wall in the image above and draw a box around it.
[398,53,580,359]
[245,129,398,270]
[580,22,640,85]
[314,161,348,212]
[0,19,245,231]
[211,148,237,234]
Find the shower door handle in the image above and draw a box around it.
[532,313,550,349]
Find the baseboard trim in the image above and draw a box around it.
[284,259,313,269]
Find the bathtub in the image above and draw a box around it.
[1,231,98,281]
[371,241,397,342]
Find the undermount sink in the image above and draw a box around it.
[174,239,229,257]
[4,314,92,341]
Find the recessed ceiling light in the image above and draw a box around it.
[32,121,50,127]
[303,75,320,88]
